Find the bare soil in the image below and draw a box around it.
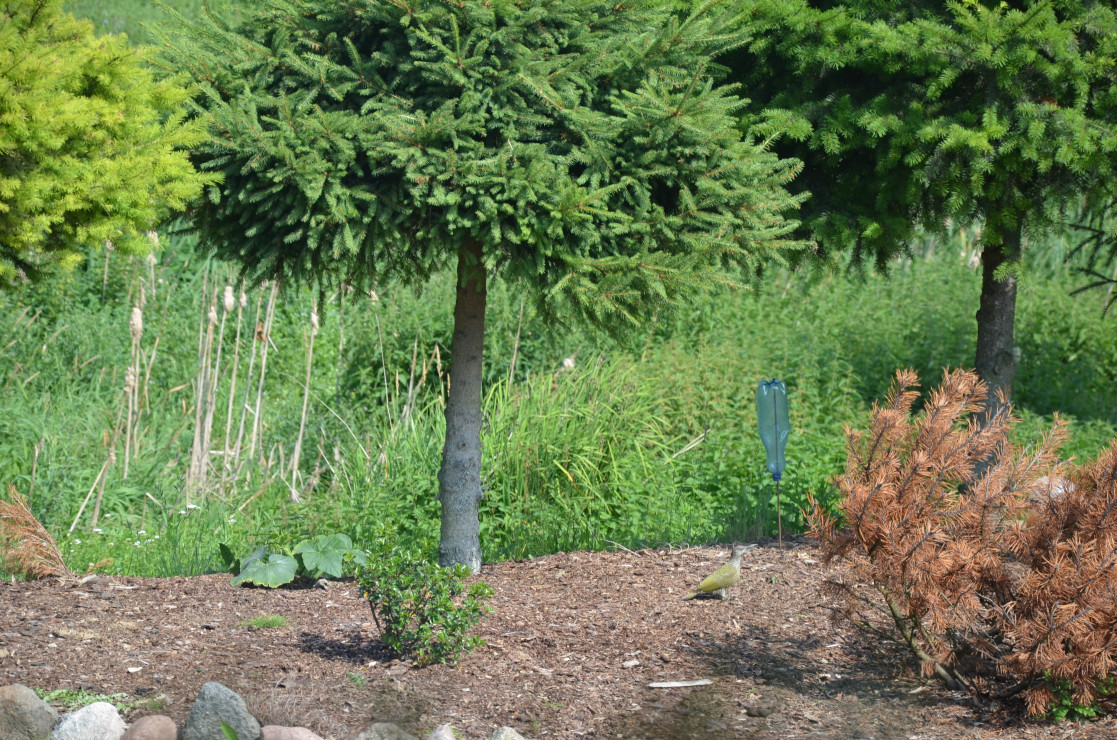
[1,536,1112,739]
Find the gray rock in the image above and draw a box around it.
[490,729,527,740]
[50,701,126,740]
[181,682,261,740]
[352,723,418,740]
[0,684,59,740]
[426,725,454,740]
[121,715,178,740]
[260,727,325,740]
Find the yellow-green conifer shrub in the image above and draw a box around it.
[0,0,218,284]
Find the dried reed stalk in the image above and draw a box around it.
[232,288,265,482]
[290,303,319,501]
[186,267,213,500]
[249,281,280,462]
[1,485,69,579]
[221,284,246,489]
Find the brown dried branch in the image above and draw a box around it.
[0,484,70,579]
[808,369,1117,715]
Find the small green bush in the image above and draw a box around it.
[353,542,493,666]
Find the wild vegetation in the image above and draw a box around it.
[1,221,1113,579]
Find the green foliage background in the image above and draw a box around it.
[0,0,1112,578]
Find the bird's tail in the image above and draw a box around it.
[680,591,698,601]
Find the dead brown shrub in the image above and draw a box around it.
[808,368,1117,715]
[0,484,70,579]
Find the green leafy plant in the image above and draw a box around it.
[219,721,239,740]
[220,533,366,588]
[354,544,493,666]
[35,688,128,711]
[34,687,166,715]
[1042,674,1114,723]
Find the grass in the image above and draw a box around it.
[240,614,288,630]
[64,0,241,45]
[34,687,168,715]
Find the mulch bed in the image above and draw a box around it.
[1,536,1112,739]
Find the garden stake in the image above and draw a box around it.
[757,379,790,549]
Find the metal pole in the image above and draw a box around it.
[776,478,783,550]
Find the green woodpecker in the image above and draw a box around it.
[681,545,753,600]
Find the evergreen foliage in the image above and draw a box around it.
[732,0,1117,268]
[727,0,1117,415]
[157,0,808,568]
[0,0,216,284]
[156,0,806,326]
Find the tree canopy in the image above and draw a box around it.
[159,0,806,327]
[159,0,808,569]
[0,0,215,285]
[729,0,1117,414]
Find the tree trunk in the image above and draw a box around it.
[438,238,486,573]
[974,229,1021,425]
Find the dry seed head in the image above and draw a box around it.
[223,286,235,313]
[146,230,159,248]
[310,308,319,335]
[145,253,156,267]
[105,239,114,252]
[129,307,143,342]
[124,366,136,392]
[239,289,247,308]
[208,305,218,325]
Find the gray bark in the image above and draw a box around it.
[437,238,486,573]
[974,229,1021,425]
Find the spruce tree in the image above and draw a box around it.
[0,0,215,284]
[158,0,806,570]
[728,0,1117,420]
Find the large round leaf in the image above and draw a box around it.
[294,533,353,579]
[231,553,297,588]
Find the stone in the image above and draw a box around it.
[50,701,126,740]
[181,682,261,740]
[261,726,325,740]
[353,723,419,740]
[0,683,59,740]
[490,728,527,740]
[426,725,454,740]
[121,715,178,740]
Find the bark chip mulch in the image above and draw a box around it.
[1,536,1112,739]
